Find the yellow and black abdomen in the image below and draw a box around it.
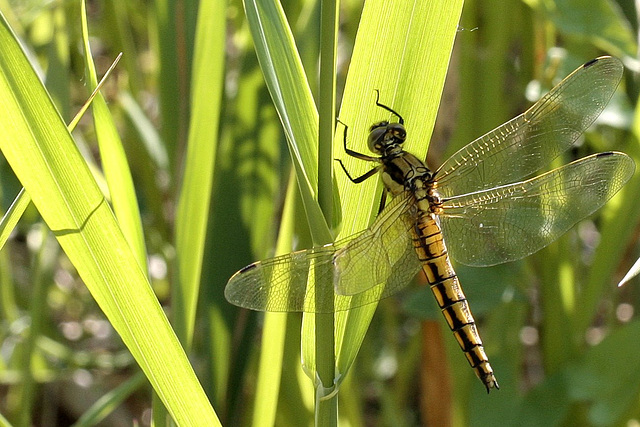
[412,209,499,392]
[380,151,498,391]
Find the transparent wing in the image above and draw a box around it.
[435,56,623,198]
[224,194,423,313]
[440,152,635,266]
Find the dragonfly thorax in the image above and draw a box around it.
[368,121,406,154]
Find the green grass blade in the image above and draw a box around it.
[241,2,334,421]
[619,255,640,287]
[154,0,191,173]
[243,0,330,244]
[0,11,219,426]
[80,2,147,273]
[118,91,169,170]
[0,188,29,251]
[336,1,464,220]
[252,176,298,425]
[174,0,225,347]
[102,0,143,96]
[0,17,120,256]
[242,0,338,416]
[0,410,10,427]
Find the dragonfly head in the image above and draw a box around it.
[368,121,407,154]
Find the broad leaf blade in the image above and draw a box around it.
[0,11,219,426]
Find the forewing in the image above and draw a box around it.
[225,194,423,313]
[435,56,623,198]
[225,242,339,312]
[439,152,635,266]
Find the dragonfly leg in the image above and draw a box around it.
[335,158,381,184]
[337,119,378,161]
[377,190,387,214]
[335,119,381,183]
[374,90,404,124]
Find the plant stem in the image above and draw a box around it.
[315,0,339,424]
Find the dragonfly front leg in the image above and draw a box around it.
[335,119,381,184]
[374,89,405,124]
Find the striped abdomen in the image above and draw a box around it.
[412,210,499,392]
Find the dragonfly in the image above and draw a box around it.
[225,56,636,392]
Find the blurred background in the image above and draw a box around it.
[1,0,640,426]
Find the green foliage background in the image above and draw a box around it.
[0,0,639,426]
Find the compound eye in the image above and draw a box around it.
[367,125,387,153]
[389,123,406,141]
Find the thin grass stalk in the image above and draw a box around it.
[72,372,147,427]
[315,0,339,423]
[17,228,49,427]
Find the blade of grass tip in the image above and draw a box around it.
[81,1,147,273]
[0,187,29,251]
[618,257,640,287]
[69,52,122,132]
[0,11,219,425]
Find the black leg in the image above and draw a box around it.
[334,118,381,184]
[335,159,381,184]
[377,190,387,214]
[374,90,404,124]
[337,119,377,162]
